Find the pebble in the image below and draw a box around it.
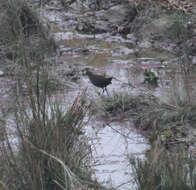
[0,71,4,77]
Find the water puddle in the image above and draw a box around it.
[43,9,177,188]
[86,121,149,189]
[3,4,190,190]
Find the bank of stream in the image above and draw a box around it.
[41,2,191,189]
[2,0,196,189]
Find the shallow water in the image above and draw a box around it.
[4,3,195,190]
[43,7,180,189]
[86,122,149,189]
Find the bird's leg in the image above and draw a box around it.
[102,88,105,94]
[105,87,109,96]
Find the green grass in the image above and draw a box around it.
[169,11,189,24]
[130,143,196,190]
[165,11,190,42]
[100,87,196,144]
[100,92,136,114]
[0,1,106,189]
[143,69,158,86]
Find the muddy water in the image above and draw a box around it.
[0,3,195,189]
[44,8,180,189]
[42,8,181,189]
[86,121,148,189]
[51,34,173,188]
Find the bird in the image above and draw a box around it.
[84,68,112,95]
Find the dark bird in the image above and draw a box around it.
[84,68,112,95]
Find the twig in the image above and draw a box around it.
[112,76,136,88]
[105,122,145,144]
[45,7,64,11]
[115,180,132,189]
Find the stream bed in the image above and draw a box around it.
[3,1,196,189]
[86,121,149,189]
[41,4,180,189]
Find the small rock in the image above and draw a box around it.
[106,4,137,25]
[126,33,137,44]
[139,41,152,48]
[6,52,14,60]
[192,56,196,65]
[0,71,4,77]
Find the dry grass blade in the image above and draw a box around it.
[29,144,83,190]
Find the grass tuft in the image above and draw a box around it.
[0,1,104,190]
[130,143,196,190]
